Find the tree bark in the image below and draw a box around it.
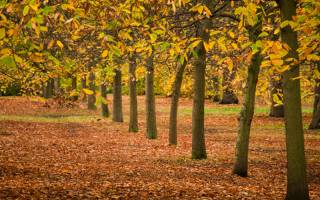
[269,76,284,117]
[87,71,96,110]
[279,0,309,199]
[112,69,123,122]
[81,76,87,102]
[129,54,138,132]
[309,62,320,129]
[220,66,239,104]
[145,53,157,139]
[211,76,221,102]
[100,83,110,118]
[191,18,210,160]
[54,77,61,96]
[44,78,54,99]
[169,59,187,145]
[71,76,78,101]
[233,17,263,177]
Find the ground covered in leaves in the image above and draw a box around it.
[0,96,319,199]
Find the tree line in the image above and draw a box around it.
[0,0,319,199]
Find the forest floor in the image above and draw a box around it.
[0,96,319,200]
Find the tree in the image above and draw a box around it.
[129,53,139,132]
[309,62,320,129]
[233,6,263,177]
[145,52,157,139]
[278,0,309,199]
[100,70,110,118]
[112,68,124,122]
[191,16,211,159]
[169,59,188,145]
[269,75,284,117]
[87,69,96,110]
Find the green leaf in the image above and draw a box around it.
[0,28,5,40]
[23,6,30,16]
[258,32,269,38]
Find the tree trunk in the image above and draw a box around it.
[81,76,87,102]
[71,76,78,101]
[192,18,210,160]
[211,76,221,102]
[100,83,110,118]
[112,69,123,122]
[309,62,320,129]
[279,0,309,199]
[269,76,284,117]
[54,77,61,96]
[169,60,187,145]
[220,66,239,104]
[129,55,138,132]
[233,17,263,177]
[44,78,54,99]
[145,53,157,139]
[87,71,96,110]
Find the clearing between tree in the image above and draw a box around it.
[0,97,319,199]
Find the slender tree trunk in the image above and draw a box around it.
[43,82,48,99]
[87,71,96,110]
[44,78,54,99]
[269,76,284,117]
[100,83,110,118]
[129,55,138,132]
[233,17,263,176]
[112,69,123,122]
[81,76,87,102]
[71,76,78,101]
[279,0,309,199]
[309,62,320,129]
[54,77,61,96]
[145,53,157,139]
[192,18,210,159]
[220,67,239,104]
[211,76,221,102]
[169,60,187,145]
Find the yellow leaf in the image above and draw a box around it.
[228,31,235,39]
[71,35,81,41]
[30,54,45,63]
[271,59,284,66]
[204,41,213,52]
[48,40,55,49]
[56,40,64,49]
[231,43,239,50]
[101,50,109,58]
[0,48,11,55]
[83,88,94,95]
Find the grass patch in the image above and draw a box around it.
[174,106,313,116]
[0,114,99,123]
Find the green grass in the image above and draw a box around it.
[174,106,313,116]
[0,114,99,123]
